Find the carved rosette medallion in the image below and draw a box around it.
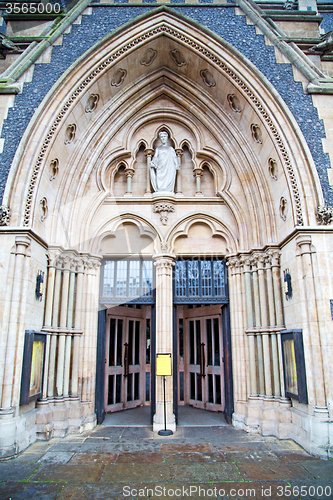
[153,203,175,225]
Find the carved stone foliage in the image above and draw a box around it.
[111,68,127,87]
[200,69,216,87]
[251,123,262,144]
[50,158,59,181]
[64,124,76,145]
[268,158,278,181]
[141,48,157,66]
[227,94,242,113]
[0,205,10,226]
[316,205,333,225]
[153,203,175,225]
[85,93,99,113]
[40,197,48,222]
[170,49,186,67]
[279,197,287,221]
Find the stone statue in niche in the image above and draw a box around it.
[150,131,179,193]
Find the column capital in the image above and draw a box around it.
[153,254,176,273]
[239,255,252,272]
[144,148,154,157]
[267,248,281,267]
[46,247,63,267]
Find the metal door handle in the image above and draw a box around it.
[200,343,206,377]
[124,343,129,377]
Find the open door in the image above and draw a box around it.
[105,305,151,412]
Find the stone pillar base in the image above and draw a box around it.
[36,400,96,440]
[0,407,37,459]
[153,412,176,433]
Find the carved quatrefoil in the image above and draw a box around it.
[200,69,216,87]
[85,94,99,113]
[141,48,157,66]
[111,68,127,87]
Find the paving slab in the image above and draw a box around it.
[224,450,279,463]
[116,452,164,463]
[102,441,160,453]
[274,450,318,462]
[215,481,296,500]
[170,462,241,482]
[37,451,74,464]
[161,442,211,453]
[89,427,125,438]
[0,481,63,500]
[286,479,333,500]
[0,462,42,481]
[299,460,333,481]
[57,483,131,500]
[69,452,118,464]
[100,463,171,483]
[237,462,315,481]
[163,451,226,464]
[31,464,105,483]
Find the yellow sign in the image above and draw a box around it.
[156,353,172,376]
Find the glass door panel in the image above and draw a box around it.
[105,306,148,412]
[183,305,224,412]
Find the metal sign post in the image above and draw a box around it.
[156,353,173,436]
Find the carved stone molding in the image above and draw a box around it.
[140,48,157,66]
[0,205,10,226]
[170,48,186,67]
[153,203,175,225]
[316,205,333,225]
[23,21,304,226]
[200,69,216,87]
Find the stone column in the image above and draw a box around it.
[153,254,176,432]
[227,258,240,401]
[71,258,84,398]
[48,256,61,399]
[124,165,135,196]
[56,256,71,400]
[270,250,286,398]
[144,149,154,194]
[175,149,183,194]
[296,235,326,408]
[193,166,203,195]
[257,254,273,398]
[266,251,280,397]
[1,236,31,410]
[63,258,76,399]
[40,250,60,401]
[251,257,265,396]
[243,257,257,396]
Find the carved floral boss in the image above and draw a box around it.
[153,203,175,225]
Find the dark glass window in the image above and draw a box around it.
[174,259,226,301]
